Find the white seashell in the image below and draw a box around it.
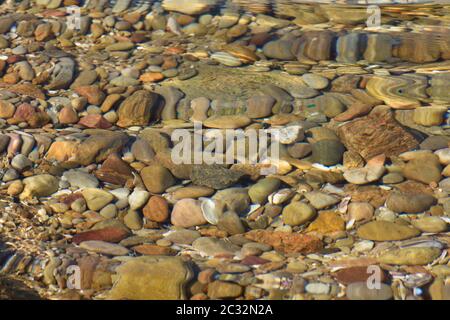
[268,188,293,205]
[311,163,331,171]
[346,218,356,230]
[353,240,374,252]
[338,196,351,213]
[201,198,221,225]
[247,204,261,215]
[278,126,303,144]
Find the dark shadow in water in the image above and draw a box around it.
[0,239,42,300]
[0,276,42,300]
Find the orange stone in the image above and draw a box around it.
[132,244,176,256]
[244,230,323,254]
[78,114,111,129]
[3,73,19,84]
[140,72,164,83]
[73,227,130,245]
[306,211,345,235]
[74,85,105,105]
[58,106,79,124]
[143,195,169,222]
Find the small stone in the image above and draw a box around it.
[306,211,345,235]
[58,106,79,124]
[117,90,159,127]
[217,211,245,235]
[347,202,374,222]
[357,221,420,241]
[263,40,295,60]
[335,266,388,285]
[143,195,169,222]
[133,244,176,256]
[140,165,176,193]
[81,188,114,211]
[282,202,316,226]
[7,180,24,196]
[99,204,118,219]
[305,283,330,295]
[20,174,59,200]
[124,210,143,230]
[248,177,281,204]
[246,95,275,119]
[403,156,442,184]
[192,237,240,256]
[203,115,251,129]
[190,164,244,190]
[304,191,340,210]
[386,192,436,213]
[165,229,200,245]
[377,247,442,265]
[79,240,130,256]
[0,101,15,118]
[171,199,207,228]
[128,189,150,210]
[346,282,393,300]
[208,281,243,299]
[108,256,193,300]
[63,170,99,189]
[11,154,32,172]
[311,139,345,166]
[74,85,105,105]
[302,73,329,90]
[211,52,242,67]
[245,230,323,254]
[73,227,129,245]
[412,217,448,233]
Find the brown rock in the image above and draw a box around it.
[338,108,418,160]
[101,94,122,113]
[11,103,50,128]
[140,164,176,193]
[143,195,169,222]
[305,211,345,235]
[75,85,105,105]
[72,227,130,245]
[0,101,15,118]
[244,230,323,254]
[78,114,112,129]
[7,83,46,100]
[334,266,389,285]
[140,72,164,83]
[117,90,159,127]
[132,244,176,256]
[58,106,79,124]
[171,198,207,228]
[46,130,128,166]
[94,153,134,186]
[208,281,243,299]
[77,255,100,290]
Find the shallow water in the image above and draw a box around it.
[0,0,449,301]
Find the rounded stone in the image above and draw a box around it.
[346,282,393,300]
[282,202,316,226]
[311,139,345,166]
[301,73,329,90]
[143,195,169,222]
[171,198,207,228]
[248,178,281,204]
[412,216,448,233]
[386,192,436,213]
[140,165,176,194]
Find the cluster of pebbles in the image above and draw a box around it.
[0,0,449,300]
